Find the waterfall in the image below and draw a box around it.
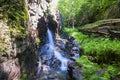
[47,28,69,71]
[36,28,83,80]
[38,28,69,73]
[54,51,69,71]
[47,28,54,46]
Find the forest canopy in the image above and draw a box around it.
[58,0,119,27]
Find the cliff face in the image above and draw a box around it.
[0,1,28,80]
[27,0,49,45]
[27,0,62,44]
[0,0,28,57]
[0,20,11,60]
[0,0,63,79]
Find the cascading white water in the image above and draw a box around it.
[38,28,69,72]
[46,28,69,71]
[47,28,54,46]
[54,51,69,71]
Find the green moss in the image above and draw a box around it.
[20,72,27,80]
[77,56,104,80]
[89,75,103,80]
[77,56,119,80]
[0,0,28,39]
[63,27,87,42]
[64,27,120,79]
[64,27,120,63]
[35,37,41,47]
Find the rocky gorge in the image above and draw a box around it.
[0,0,82,80]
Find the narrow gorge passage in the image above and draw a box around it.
[1,0,120,80]
[26,0,82,79]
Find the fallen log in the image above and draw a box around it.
[79,29,120,39]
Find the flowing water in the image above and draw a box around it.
[47,28,54,46]
[47,28,69,71]
[37,28,69,76]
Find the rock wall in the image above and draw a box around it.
[0,20,21,80]
[0,1,27,80]
[0,0,63,79]
[0,20,11,59]
[27,0,63,44]
[27,0,49,45]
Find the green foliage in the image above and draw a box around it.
[64,28,120,64]
[0,0,28,38]
[64,27,120,79]
[35,37,41,47]
[65,27,120,79]
[58,0,118,27]
[20,72,27,80]
[83,38,120,54]
[77,55,100,79]
[77,55,120,80]
[107,65,117,75]
[89,75,103,80]
[63,27,87,41]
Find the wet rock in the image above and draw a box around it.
[94,68,107,76]
[47,14,58,34]
[73,69,83,80]
[51,59,61,69]
[48,71,67,80]
[38,75,48,80]
[36,70,67,80]
[72,40,78,45]
[0,58,20,80]
[55,38,67,51]
[72,47,79,51]
[65,38,81,60]
[68,36,75,42]
[65,42,73,51]
[67,61,83,80]
[48,74,55,79]
[71,54,80,61]
[42,65,50,74]
[59,44,65,50]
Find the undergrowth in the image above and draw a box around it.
[64,27,120,80]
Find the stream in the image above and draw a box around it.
[35,28,82,80]
[26,0,82,79]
